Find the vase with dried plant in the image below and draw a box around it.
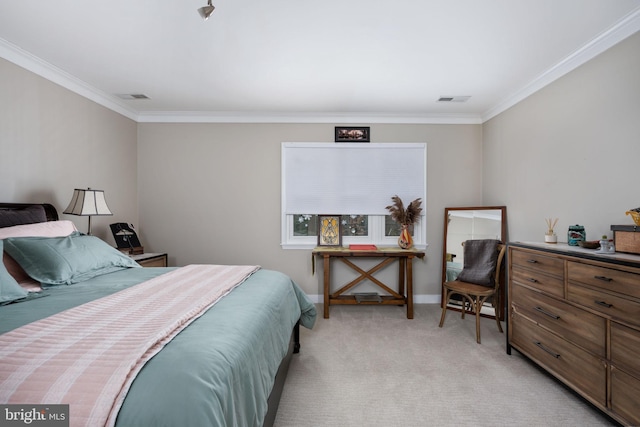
[386,195,422,249]
[545,218,558,243]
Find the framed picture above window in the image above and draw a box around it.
[317,215,343,246]
[335,126,370,143]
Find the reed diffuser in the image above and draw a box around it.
[545,218,558,243]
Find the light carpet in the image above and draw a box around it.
[273,304,617,427]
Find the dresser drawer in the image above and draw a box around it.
[511,284,605,357]
[510,313,607,406]
[567,261,640,299]
[511,265,564,297]
[611,322,640,377]
[610,366,640,426]
[511,249,564,278]
[567,283,640,325]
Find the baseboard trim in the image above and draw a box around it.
[306,294,441,304]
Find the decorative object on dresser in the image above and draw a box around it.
[567,224,586,246]
[507,242,640,425]
[626,207,640,226]
[577,240,601,250]
[63,188,112,235]
[611,224,640,255]
[544,217,558,243]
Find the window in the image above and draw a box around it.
[294,215,368,237]
[282,143,427,249]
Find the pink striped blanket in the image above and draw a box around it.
[0,264,260,427]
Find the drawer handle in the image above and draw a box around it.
[595,300,613,308]
[594,275,612,282]
[526,259,538,263]
[534,341,560,359]
[527,278,539,283]
[534,306,560,320]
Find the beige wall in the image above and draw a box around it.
[3,30,638,301]
[483,31,640,243]
[0,58,139,244]
[137,123,483,298]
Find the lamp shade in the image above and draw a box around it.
[63,188,112,216]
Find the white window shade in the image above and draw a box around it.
[282,142,426,215]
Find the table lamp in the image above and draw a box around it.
[63,188,112,235]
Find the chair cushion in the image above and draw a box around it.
[455,239,499,286]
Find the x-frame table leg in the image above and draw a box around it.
[331,257,402,299]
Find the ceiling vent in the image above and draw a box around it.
[437,96,471,103]
[116,94,150,100]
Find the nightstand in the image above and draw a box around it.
[129,253,168,267]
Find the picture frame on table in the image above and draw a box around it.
[334,126,370,143]
[317,215,343,247]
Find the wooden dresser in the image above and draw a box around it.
[507,242,640,425]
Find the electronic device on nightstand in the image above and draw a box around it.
[110,222,144,255]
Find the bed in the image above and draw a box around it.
[0,203,316,427]
[445,261,463,282]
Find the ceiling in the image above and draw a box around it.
[1,1,639,124]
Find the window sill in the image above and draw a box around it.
[281,243,428,250]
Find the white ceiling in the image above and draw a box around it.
[1,1,639,124]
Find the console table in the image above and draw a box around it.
[312,247,425,319]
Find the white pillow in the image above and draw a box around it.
[0,220,77,239]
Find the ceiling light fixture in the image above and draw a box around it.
[198,0,215,20]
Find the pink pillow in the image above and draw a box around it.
[0,220,77,240]
[1,220,78,289]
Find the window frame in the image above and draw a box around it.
[281,142,427,249]
[282,214,426,249]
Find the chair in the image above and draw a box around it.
[438,240,506,344]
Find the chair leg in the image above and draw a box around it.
[438,290,450,328]
[493,296,504,333]
[462,297,473,319]
[464,296,477,319]
[475,296,490,344]
[475,300,482,344]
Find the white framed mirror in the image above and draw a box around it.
[441,206,507,319]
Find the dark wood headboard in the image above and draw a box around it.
[0,203,59,227]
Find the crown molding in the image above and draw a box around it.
[135,111,483,124]
[2,6,639,126]
[0,38,138,121]
[481,6,640,123]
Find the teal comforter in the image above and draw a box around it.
[0,266,316,427]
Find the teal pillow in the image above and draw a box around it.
[4,232,141,287]
[0,240,29,303]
